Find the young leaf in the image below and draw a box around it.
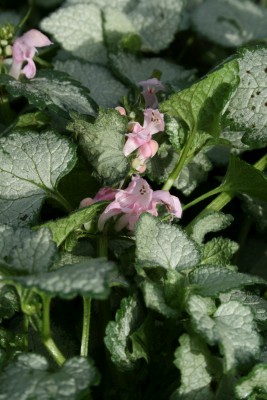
[188,295,261,371]
[135,214,200,271]
[128,0,184,52]
[0,225,57,275]
[0,354,100,400]
[171,334,214,400]
[189,265,267,297]
[192,0,267,47]
[200,237,239,266]
[39,202,106,246]
[40,4,107,64]
[103,8,141,53]
[236,364,267,399]
[161,59,239,138]
[0,71,97,117]
[104,295,146,371]
[190,211,233,244]
[0,130,76,226]
[221,156,267,202]
[54,59,127,108]
[225,46,267,148]
[10,258,115,300]
[68,109,129,186]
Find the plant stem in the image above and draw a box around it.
[48,190,73,213]
[162,129,196,191]
[97,235,108,258]
[80,297,91,357]
[183,186,223,211]
[0,88,14,126]
[23,315,29,351]
[42,296,66,367]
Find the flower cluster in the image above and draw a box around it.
[9,29,52,79]
[80,175,182,232]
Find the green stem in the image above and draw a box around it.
[186,152,267,232]
[42,296,66,367]
[183,186,223,211]
[0,88,14,125]
[80,297,91,357]
[97,235,108,257]
[48,190,73,214]
[162,129,196,191]
[23,315,29,351]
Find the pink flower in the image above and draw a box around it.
[98,175,182,232]
[9,29,53,79]
[115,106,126,116]
[79,187,117,208]
[123,109,164,157]
[139,78,165,109]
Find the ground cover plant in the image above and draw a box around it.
[0,0,266,398]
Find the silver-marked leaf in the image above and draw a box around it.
[136,214,200,271]
[68,109,129,186]
[0,71,96,117]
[41,4,107,64]
[201,237,239,266]
[0,131,76,226]
[110,52,195,89]
[161,59,239,138]
[171,334,214,400]
[128,0,184,52]
[189,265,267,297]
[0,354,99,400]
[40,202,106,246]
[188,295,261,371]
[190,211,234,244]
[225,47,267,148]
[54,59,127,108]
[242,194,267,233]
[103,8,141,53]
[104,296,146,371]
[0,225,57,275]
[0,285,19,320]
[11,258,115,299]
[65,0,132,10]
[192,0,267,48]
[236,364,267,399]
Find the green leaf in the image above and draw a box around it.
[10,258,115,299]
[190,211,234,244]
[128,0,184,52]
[236,364,267,399]
[0,130,76,226]
[0,71,96,117]
[171,334,214,400]
[188,295,261,371]
[220,290,267,327]
[0,353,99,400]
[192,0,267,47]
[65,0,132,10]
[104,295,146,371]
[109,52,195,89]
[39,202,106,246]
[141,270,186,318]
[103,8,141,53]
[54,59,127,108]
[0,285,19,320]
[0,225,57,274]
[201,237,239,266]
[68,109,129,186]
[225,46,267,148]
[189,265,267,297]
[242,195,267,233]
[221,156,267,202]
[161,59,239,138]
[135,214,200,271]
[40,4,107,64]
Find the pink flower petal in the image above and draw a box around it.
[152,190,182,218]
[138,140,158,160]
[21,29,53,47]
[79,197,94,208]
[22,58,36,79]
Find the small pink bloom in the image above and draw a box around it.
[9,29,53,79]
[98,175,182,232]
[139,78,165,109]
[115,106,126,116]
[123,109,164,158]
[79,187,117,208]
[137,139,158,161]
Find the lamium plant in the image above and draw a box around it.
[0,0,266,399]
